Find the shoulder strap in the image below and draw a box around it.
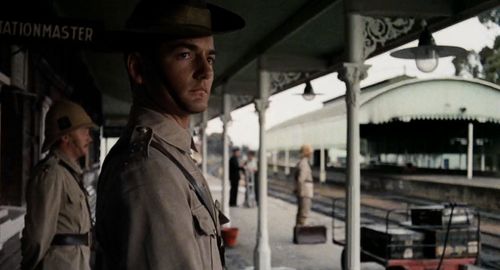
[149,141,227,267]
[149,141,217,227]
[59,161,94,226]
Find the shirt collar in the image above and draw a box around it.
[127,106,193,153]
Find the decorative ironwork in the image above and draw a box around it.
[363,17,415,59]
[254,99,270,114]
[338,63,371,106]
[231,94,254,107]
[269,72,309,94]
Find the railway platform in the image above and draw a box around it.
[205,175,383,270]
[206,174,493,270]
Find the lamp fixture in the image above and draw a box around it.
[294,81,322,101]
[300,81,322,101]
[390,21,467,73]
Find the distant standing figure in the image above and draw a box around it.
[229,147,243,206]
[245,150,259,203]
[22,100,96,270]
[295,144,314,226]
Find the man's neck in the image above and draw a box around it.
[56,147,80,165]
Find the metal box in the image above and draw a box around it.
[361,224,425,260]
[411,205,474,227]
[421,227,478,258]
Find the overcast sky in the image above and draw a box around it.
[206,16,500,149]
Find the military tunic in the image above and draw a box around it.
[294,157,314,226]
[96,106,224,270]
[22,150,92,270]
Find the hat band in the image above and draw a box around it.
[161,6,212,30]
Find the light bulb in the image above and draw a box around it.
[301,81,316,101]
[415,47,439,73]
[302,93,315,101]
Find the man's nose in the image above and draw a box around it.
[194,57,213,80]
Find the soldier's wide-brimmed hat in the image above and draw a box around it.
[116,0,245,48]
[42,100,97,153]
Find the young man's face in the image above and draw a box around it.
[148,36,215,115]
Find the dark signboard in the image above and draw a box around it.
[0,17,102,46]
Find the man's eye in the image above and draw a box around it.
[178,52,191,59]
[207,56,216,65]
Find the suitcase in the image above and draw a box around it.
[293,225,327,244]
[361,224,425,259]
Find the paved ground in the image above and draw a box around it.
[206,175,384,270]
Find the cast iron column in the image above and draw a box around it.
[467,122,474,179]
[254,64,271,270]
[221,93,232,224]
[320,145,326,183]
[284,148,290,175]
[201,111,208,177]
[338,13,370,270]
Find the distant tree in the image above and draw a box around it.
[452,50,484,79]
[453,10,500,84]
[478,7,500,29]
[479,36,500,84]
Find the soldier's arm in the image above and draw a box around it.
[297,160,309,183]
[22,166,63,269]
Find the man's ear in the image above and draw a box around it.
[60,134,70,144]
[127,53,144,85]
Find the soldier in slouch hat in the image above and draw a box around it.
[96,0,244,269]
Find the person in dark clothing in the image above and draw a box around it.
[229,147,243,206]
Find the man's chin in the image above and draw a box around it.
[186,103,208,114]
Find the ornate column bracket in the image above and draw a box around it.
[338,63,371,85]
[269,72,309,94]
[254,99,270,114]
[232,94,255,107]
[199,121,207,130]
[219,114,232,125]
[338,63,371,106]
[363,17,415,59]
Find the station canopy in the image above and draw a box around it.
[4,0,498,136]
[266,77,500,151]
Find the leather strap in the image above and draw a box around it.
[149,141,225,266]
[51,233,90,246]
[150,141,217,226]
[59,161,94,226]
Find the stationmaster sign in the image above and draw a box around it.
[0,18,101,44]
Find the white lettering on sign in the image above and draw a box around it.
[0,20,95,42]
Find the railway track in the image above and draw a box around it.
[267,178,500,269]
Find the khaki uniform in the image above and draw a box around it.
[22,150,92,270]
[295,157,313,226]
[96,106,225,270]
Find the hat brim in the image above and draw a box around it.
[98,3,244,51]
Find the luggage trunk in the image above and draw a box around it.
[293,225,327,244]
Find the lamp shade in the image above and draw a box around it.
[302,81,316,101]
[390,25,467,73]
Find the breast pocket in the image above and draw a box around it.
[192,204,216,236]
[191,204,218,268]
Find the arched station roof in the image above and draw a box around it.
[267,77,500,150]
